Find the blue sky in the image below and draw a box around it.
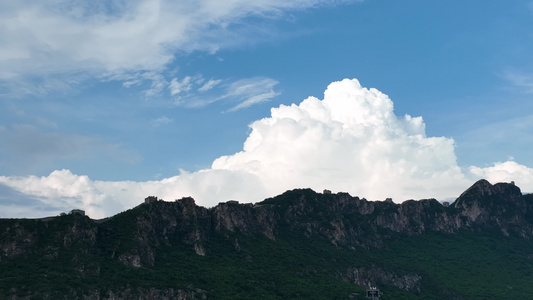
[1,0,533,218]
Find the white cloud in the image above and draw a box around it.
[0,170,107,218]
[2,78,532,218]
[169,76,196,96]
[0,169,265,219]
[214,78,468,199]
[0,0,352,92]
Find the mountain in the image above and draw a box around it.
[1,179,533,299]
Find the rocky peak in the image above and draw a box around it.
[450,180,531,236]
[454,179,522,208]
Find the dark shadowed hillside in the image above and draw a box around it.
[1,179,533,299]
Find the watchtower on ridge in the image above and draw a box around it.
[366,287,381,299]
[145,196,158,204]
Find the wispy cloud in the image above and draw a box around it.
[224,78,280,112]
[501,70,533,93]
[460,114,533,145]
[107,71,169,98]
[169,75,280,111]
[169,76,202,96]
[0,0,351,95]
[198,79,223,92]
[0,73,85,98]
[151,115,173,127]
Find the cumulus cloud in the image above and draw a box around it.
[0,169,265,219]
[214,78,468,199]
[468,161,533,190]
[0,170,107,218]
[1,78,532,218]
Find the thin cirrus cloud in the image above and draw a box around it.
[151,116,173,127]
[0,124,141,174]
[198,79,223,93]
[115,71,278,111]
[224,78,281,112]
[169,76,280,111]
[1,78,532,219]
[501,70,533,94]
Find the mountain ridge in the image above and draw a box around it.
[1,179,533,299]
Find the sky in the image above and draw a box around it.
[1,0,533,219]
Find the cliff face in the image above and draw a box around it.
[1,179,532,299]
